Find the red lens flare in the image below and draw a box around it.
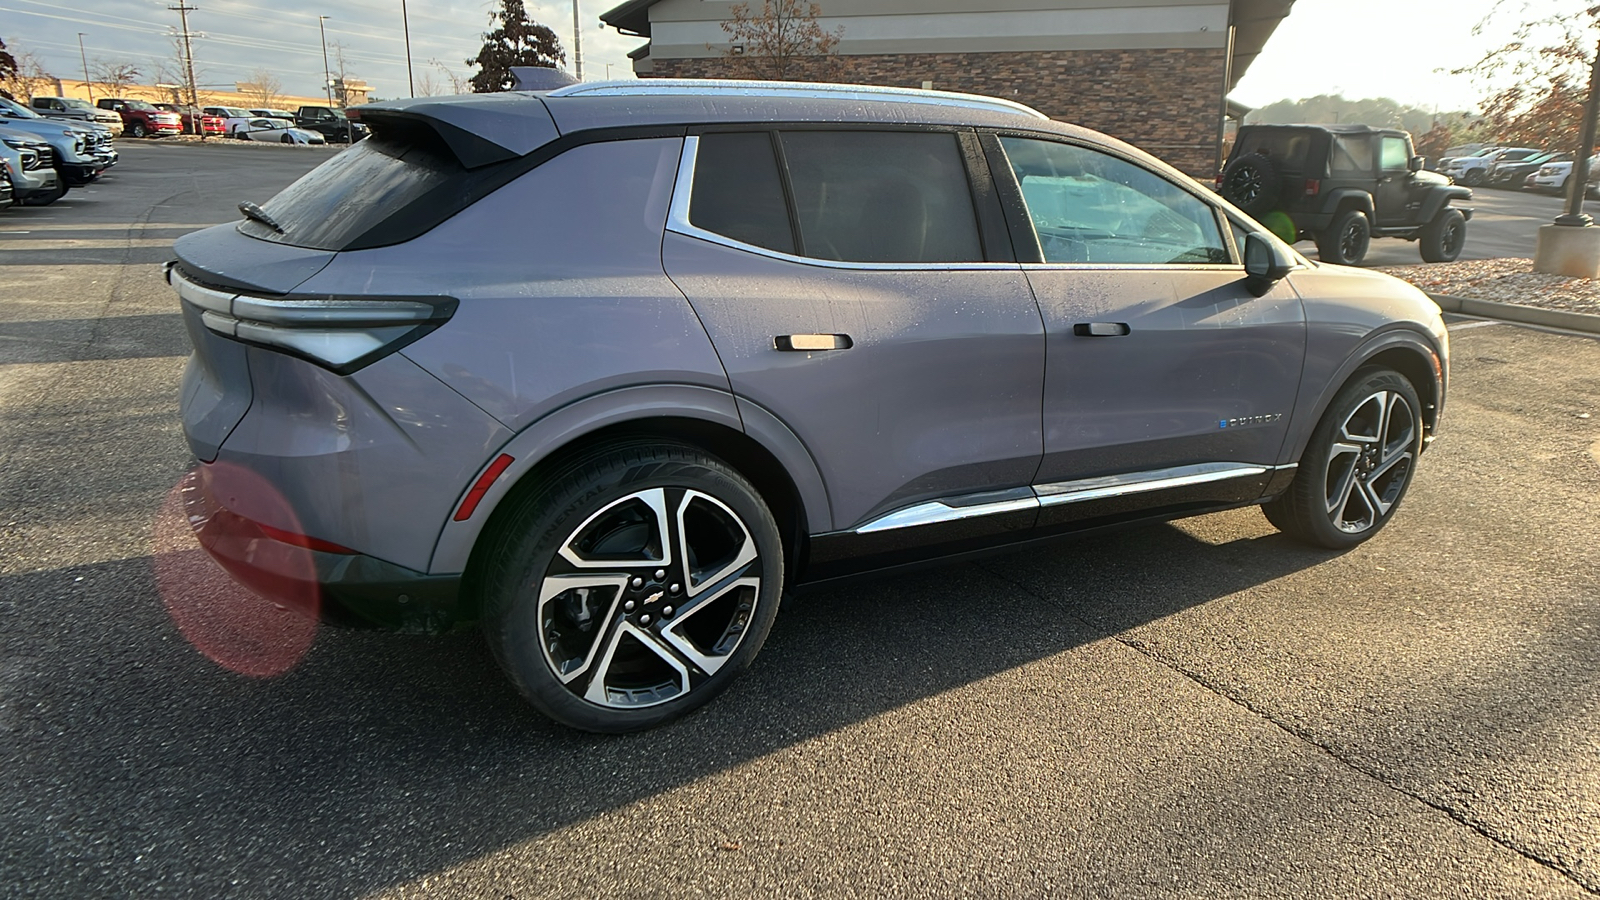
[150,463,321,678]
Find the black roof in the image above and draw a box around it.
[1242,123,1407,136]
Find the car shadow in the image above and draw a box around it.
[0,519,1344,898]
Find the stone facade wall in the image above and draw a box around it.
[645,48,1228,178]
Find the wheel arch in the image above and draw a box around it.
[1419,187,1471,225]
[1284,330,1443,466]
[1321,189,1375,220]
[428,384,828,583]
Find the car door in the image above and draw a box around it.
[661,128,1045,547]
[984,133,1306,528]
[1375,134,1414,227]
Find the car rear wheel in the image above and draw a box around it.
[481,441,783,733]
[1419,208,1466,263]
[1262,368,1422,550]
[1315,209,1371,266]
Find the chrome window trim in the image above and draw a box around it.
[667,134,1018,273]
[548,79,1048,120]
[1020,263,1246,273]
[851,462,1295,534]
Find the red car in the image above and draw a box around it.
[96,98,182,137]
[153,103,226,136]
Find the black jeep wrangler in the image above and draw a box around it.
[1220,124,1473,266]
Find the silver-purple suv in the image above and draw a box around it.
[170,80,1448,732]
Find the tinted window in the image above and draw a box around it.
[1380,137,1409,170]
[1234,130,1311,170]
[1329,136,1373,176]
[689,132,795,254]
[779,131,983,263]
[999,137,1228,265]
[244,130,461,250]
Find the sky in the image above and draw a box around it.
[0,0,1574,109]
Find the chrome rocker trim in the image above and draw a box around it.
[853,462,1296,534]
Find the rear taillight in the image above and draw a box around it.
[1304,178,1320,196]
[167,265,457,375]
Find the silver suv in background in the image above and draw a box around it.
[170,80,1448,733]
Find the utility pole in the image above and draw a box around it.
[168,3,204,140]
[318,15,333,107]
[1558,36,1600,226]
[77,33,92,103]
[400,0,415,97]
[572,0,583,81]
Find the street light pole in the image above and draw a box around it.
[77,33,93,103]
[1556,36,1600,227]
[400,0,415,97]
[318,15,334,108]
[572,0,583,81]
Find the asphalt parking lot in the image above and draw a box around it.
[2,141,1598,899]
[1337,185,1600,267]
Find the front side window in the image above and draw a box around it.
[998,136,1228,265]
[1380,136,1410,171]
[779,131,984,263]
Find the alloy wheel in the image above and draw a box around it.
[535,487,762,709]
[1323,390,1416,533]
[1229,167,1262,204]
[1339,220,1364,261]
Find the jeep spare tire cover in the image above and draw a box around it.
[1221,153,1282,217]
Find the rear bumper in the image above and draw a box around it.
[184,464,470,633]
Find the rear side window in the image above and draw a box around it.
[1235,130,1311,170]
[689,133,795,255]
[243,130,462,250]
[779,131,984,263]
[1329,136,1373,176]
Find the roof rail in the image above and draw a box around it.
[545,79,1049,120]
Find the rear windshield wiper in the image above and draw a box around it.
[238,201,284,233]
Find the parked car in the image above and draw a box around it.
[170,80,1450,732]
[1486,150,1565,188]
[248,108,297,122]
[1530,156,1599,194]
[1443,147,1541,186]
[0,127,64,206]
[0,97,111,193]
[201,106,256,136]
[95,98,182,138]
[1435,146,1500,173]
[232,117,326,145]
[293,105,369,143]
[154,103,226,136]
[1588,165,1600,200]
[1218,123,1472,265]
[29,95,124,135]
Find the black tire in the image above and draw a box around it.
[1419,208,1466,263]
[281,134,293,144]
[1219,152,1282,217]
[1459,168,1484,186]
[1315,208,1371,266]
[481,440,784,733]
[1262,368,1423,550]
[20,177,67,207]
[130,121,148,138]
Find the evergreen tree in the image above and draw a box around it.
[466,0,565,93]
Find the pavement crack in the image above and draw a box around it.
[978,560,1600,897]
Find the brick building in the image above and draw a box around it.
[598,0,1294,177]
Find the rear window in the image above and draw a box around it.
[1235,130,1312,170]
[242,130,462,251]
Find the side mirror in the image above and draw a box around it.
[1408,156,1425,173]
[1244,232,1294,296]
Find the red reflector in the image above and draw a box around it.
[256,522,357,555]
[455,454,515,522]
[1304,179,1321,196]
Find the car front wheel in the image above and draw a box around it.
[1263,368,1423,549]
[481,441,783,733]
[1315,209,1371,266]
[1419,208,1466,263]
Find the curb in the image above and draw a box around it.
[1428,293,1600,336]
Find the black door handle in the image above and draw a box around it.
[775,334,853,351]
[1073,322,1130,337]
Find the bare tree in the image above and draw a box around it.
[329,41,362,106]
[238,68,282,108]
[89,59,141,97]
[1452,1,1600,148]
[0,42,55,102]
[717,0,845,81]
[416,58,470,96]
